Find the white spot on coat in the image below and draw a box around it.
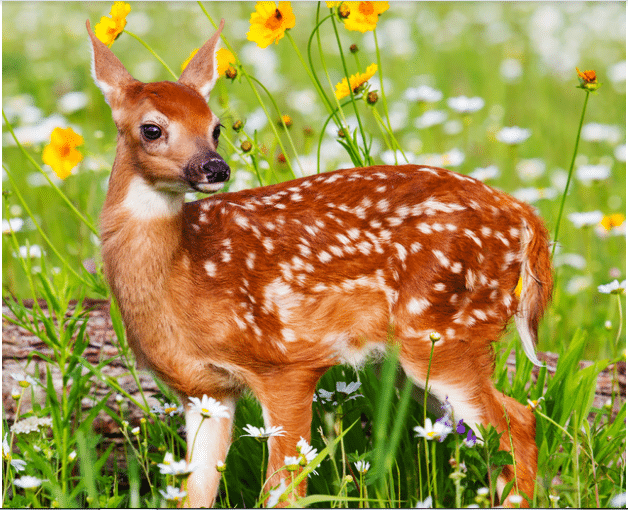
[407,297,430,315]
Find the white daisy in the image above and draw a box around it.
[159,485,187,502]
[568,211,604,228]
[404,85,443,103]
[575,164,611,184]
[2,218,24,235]
[415,495,432,508]
[14,476,47,489]
[2,433,10,459]
[336,381,362,397]
[11,458,27,472]
[496,126,531,145]
[508,494,523,505]
[470,165,499,181]
[241,424,286,441]
[581,123,622,144]
[11,416,52,435]
[187,395,231,419]
[266,480,288,508]
[447,96,484,114]
[414,418,452,441]
[355,460,370,474]
[10,373,38,388]
[158,452,199,475]
[610,492,626,508]
[598,280,626,295]
[414,110,448,129]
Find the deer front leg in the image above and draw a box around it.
[183,395,236,508]
[254,369,323,506]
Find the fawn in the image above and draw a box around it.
[88,19,552,508]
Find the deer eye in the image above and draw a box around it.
[141,124,162,140]
[212,124,222,145]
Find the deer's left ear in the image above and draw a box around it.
[177,19,225,102]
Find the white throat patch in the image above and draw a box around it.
[123,175,184,220]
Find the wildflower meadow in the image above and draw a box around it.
[2,2,626,508]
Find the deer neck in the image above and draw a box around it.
[100,150,186,322]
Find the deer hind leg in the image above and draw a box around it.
[253,368,323,507]
[183,396,236,508]
[399,344,537,508]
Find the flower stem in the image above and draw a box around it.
[248,76,302,178]
[287,29,332,115]
[221,471,230,507]
[431,441,438,505]
[373,29,407,164]
[551,91,590,258]
[329,14,370,166]
[124,30,177,79]
[611,293,624,413]
[423,337,438,501]
[190,416,206,465]
[314,6,363,166]
[3,164,94,288]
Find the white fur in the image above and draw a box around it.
[515,223,544,367]
[185,397,236,506]
[123,175,184,219]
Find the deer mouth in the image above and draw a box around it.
[190,181,226,193]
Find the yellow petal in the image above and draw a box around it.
[216,48,236,76]
[94,16,118,46]
[110,1,131,20]
[181,48,199,73]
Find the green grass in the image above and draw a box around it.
[2,2,626,508]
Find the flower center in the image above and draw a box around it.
[265,9,283,31]
[359,2,375,16]
[59,144,71,158]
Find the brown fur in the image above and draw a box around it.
[88,19,552,508]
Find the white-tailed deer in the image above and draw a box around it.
[88,19,552,508]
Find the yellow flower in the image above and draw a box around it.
[576,67,597,84]
[216,48,237,76]
[110,1,131,21]
[279,114,293,128]
[94,1,130,47]
[576,67,601,92]
[343,1,389,33]
[600,213,625,231]
[514,277,523,298]
[247,2,296,49]
[181,49,199,73]
[42,127,84,180]
[334,63,378,100]
[182,48,236,77]
[326,1,341,7]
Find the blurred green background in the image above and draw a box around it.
[2,2,625,359]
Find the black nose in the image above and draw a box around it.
[201,155,230,183]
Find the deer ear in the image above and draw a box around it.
[86,19,136,107]
[177,19,225,102]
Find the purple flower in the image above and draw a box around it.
[464,429,477,447]
[456,420,465,435]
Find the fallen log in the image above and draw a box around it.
[3,299,625,433]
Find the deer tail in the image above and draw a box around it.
[514,216,553,367]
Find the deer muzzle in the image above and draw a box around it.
[185,150,231,193]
